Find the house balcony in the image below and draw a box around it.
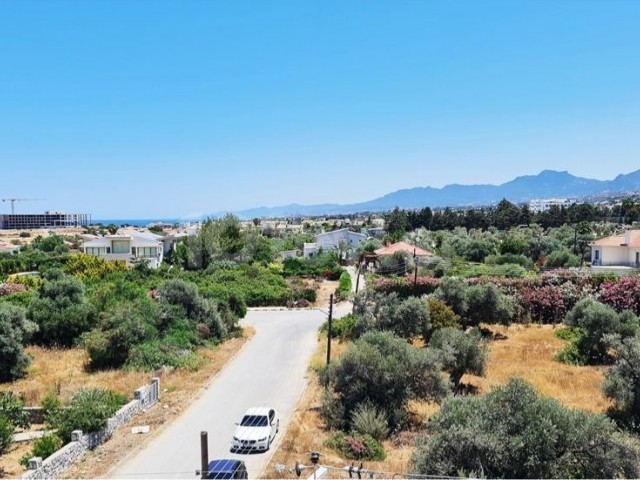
[591,260,640,268]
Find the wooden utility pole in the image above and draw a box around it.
[200,431,209,479]
[413,248,418,293]
[355,264,361,293]
[326,294,334,366]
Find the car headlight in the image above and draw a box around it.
[259,437,267,442]
[233,437,240,442]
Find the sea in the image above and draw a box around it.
[91,219,190,227]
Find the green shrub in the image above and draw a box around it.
[324,431,386,461]
[485,253,533,269]
[84,301,158,370]
[352,291,431,341]
[335,271,352,301]
[555,342,587,366]
[603,336,640,431]
[20,434,63,466]
[320,313,357,341]
[321,331,449,429]
[427,298,461,333]
[564,298,639,364]
[40,392,62,423]
[350,402,389,440]
[28,275,93,348]
[553,326,582,342]
[0,391,30,429]
[283,252,343,279]
[411,378,640,478]
[0,413,12,454]
[126,340,183,371]
[49,389,126,442]
[429,327,488,389]
[0,304,34,382]
[465,283,514,327]
[545,248,581,268]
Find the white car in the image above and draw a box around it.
[231,407,279,452]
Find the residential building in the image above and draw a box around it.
[590,230,640,274]
[303,228,368,258]
[0,211,91,230]
[303,242,320,258]
[83,233,164,268]
[528,198,576,213]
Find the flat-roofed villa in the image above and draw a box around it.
[83,233,164,268]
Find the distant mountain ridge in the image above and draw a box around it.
[222,169,640,219]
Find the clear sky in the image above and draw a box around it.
[1,0,639,218]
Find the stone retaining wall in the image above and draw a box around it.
[21,377,160,480]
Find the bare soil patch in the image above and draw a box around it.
[314,280,339,308]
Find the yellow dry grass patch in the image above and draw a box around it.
[265,324,608,478]
[465,324,609,413]
[0,328,254,478]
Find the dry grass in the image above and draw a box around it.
[265,324,609,478]
[315,280,340,308]
[0,328,254,478]
[0,227,86,247]
[465,324,609,413]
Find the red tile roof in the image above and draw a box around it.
[592,231,640,248]
[374,241,433,256]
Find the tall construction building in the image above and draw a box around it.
[0,211,91,230]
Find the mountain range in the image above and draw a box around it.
[224,169,640,219]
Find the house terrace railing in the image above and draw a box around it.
[591,260,640,268]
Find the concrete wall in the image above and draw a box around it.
[22,378,160,480]
[592,246,640,266]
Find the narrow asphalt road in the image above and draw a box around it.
[109,307,348,479]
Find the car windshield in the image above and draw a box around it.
[240,415,268,427]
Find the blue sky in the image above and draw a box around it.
[1,0,639,218]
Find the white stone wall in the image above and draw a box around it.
[22,378,160,480]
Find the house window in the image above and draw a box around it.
[111,240,130,254]
[636,252,639,265]
[594,250,600,261]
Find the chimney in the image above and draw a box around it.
[624,229,632,245]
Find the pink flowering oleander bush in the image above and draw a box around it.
[0,283,27,297]
[370,272,640,325]
[371,276,440,298]
[599,276,640,315]
[516,284,568,324]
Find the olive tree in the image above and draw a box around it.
[0,304,36,382]
[411,378,639,479]
[321,331,449,430]
[429,327,488,390]
[603,335,640,431]
[28,275,93,347]
[564,298,639,363]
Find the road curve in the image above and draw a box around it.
[109,309,334,479]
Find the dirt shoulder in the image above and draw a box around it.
[0,329,253,479]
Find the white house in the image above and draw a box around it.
[528,198,576,213]
[303,228,368,258]
[590,230,640,274]
[83,233,164,269]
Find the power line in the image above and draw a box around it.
[275,460,461,480]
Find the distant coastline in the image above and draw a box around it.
[91,219,189,227]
